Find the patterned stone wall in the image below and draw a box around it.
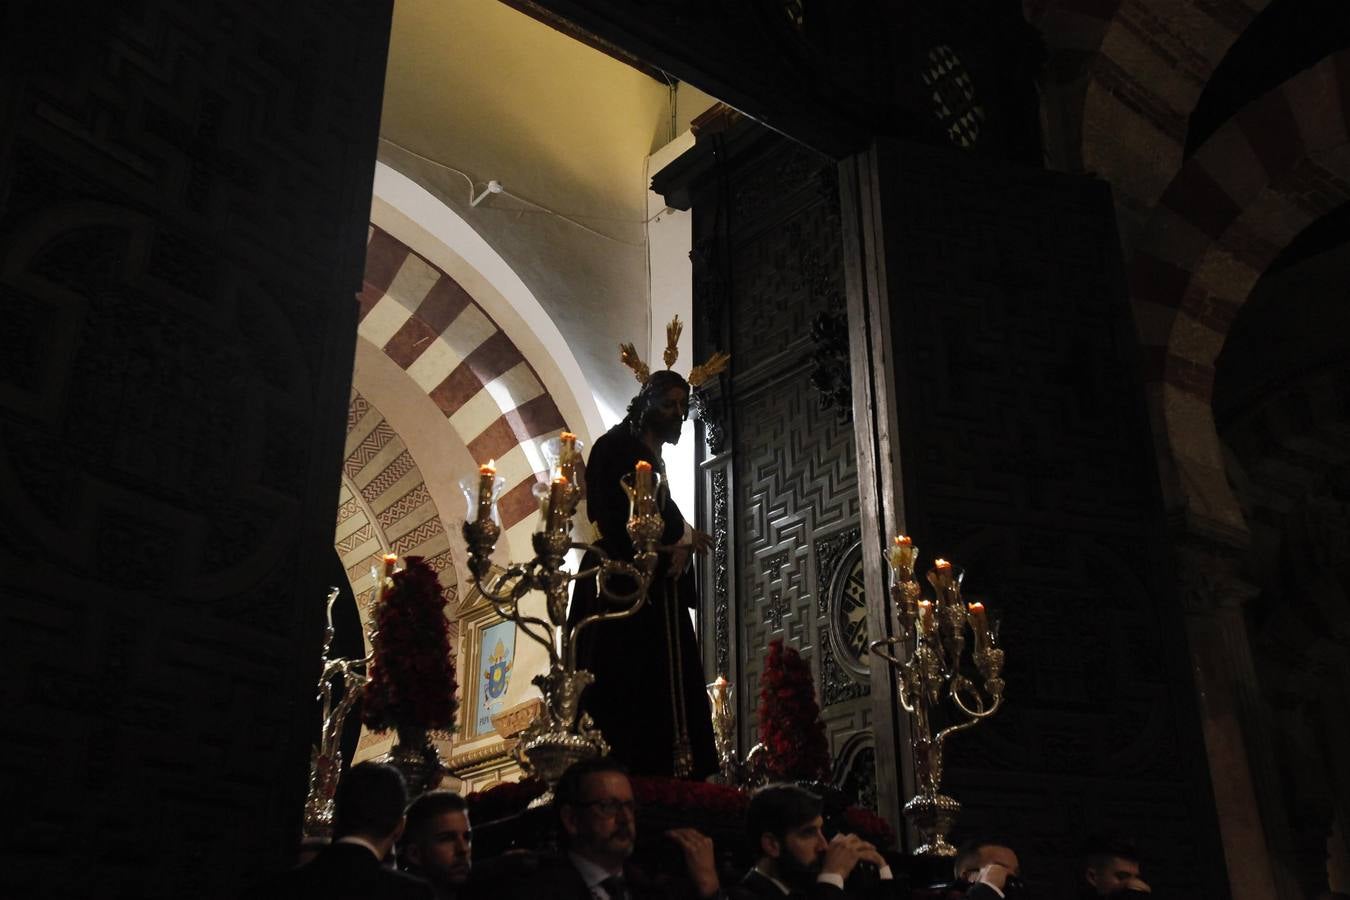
[0,1,391,896]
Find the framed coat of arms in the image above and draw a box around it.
[456,580,518,743]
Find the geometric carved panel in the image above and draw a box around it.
[692,134,870,766]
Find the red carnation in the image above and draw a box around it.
[361,556,459,732]
[757,639,831,782]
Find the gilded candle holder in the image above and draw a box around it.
[459,443,664,804]
[302,587,371,839]
[869,540,1006,857]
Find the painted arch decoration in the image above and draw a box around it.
[358,225,573,532]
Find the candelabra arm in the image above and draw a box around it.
[869,637,920,714]
[321,658,369,749]
[316,674,334,729]
[935,711,985,747]
[518,618,559,655]
[947,685,1002,724]
[566,553,658,671]
[475,564,535,607]
[868,636,907,668]
[321,586,339,659]
[570,542,657,603]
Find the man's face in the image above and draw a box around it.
[405,810,472,886]
[644,385,688,446]
[959,844,1020,882]
[766,816,828,886]
[561,771,636,868]
[1086,857,1142,894]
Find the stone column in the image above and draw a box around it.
[1176,541,1296,900]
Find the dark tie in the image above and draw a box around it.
[600,874,630,900]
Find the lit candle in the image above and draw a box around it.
[547,474,569,529]
[477,460,496,522]
[558,431,578,484]
[967,601,990,651]
[931,558,954,603]
[888,534,916,572]
[917,599,936,639]
[375,553,397,605]
[710,675,730,718]
[633,460,654,512]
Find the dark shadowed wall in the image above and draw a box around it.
[0,2,392,896]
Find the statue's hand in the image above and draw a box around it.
[666,544,692,578]
[690,528,713,554]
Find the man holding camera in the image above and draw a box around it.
[732,783,896,900]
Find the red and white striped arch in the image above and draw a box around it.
[359,224,571,532]
[1127,52,1350,533]
[1033,0,1274,212]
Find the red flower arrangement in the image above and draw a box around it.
[632,776,750,818]
[361,556,458,732]
[843,805,895,848]
[466,777,547,823]
[757,639,831,782]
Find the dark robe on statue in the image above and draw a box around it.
[570,421,718,779]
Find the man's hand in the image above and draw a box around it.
[975,862,1010,891]
[820,833,881,880]
[690,528,713,555]
[666,827,719,899]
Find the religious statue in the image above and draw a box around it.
[569,317,729,779]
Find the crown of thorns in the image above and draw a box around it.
[618,316,730,388]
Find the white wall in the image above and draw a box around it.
[646,131,699,520]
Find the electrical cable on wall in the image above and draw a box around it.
[379,137,645,248]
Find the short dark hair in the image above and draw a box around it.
[553,758,630,848]
[953,837,1017,880]
[1082,835,1140,871]
[334,762,408,839]
[745,784,823,856]
[403,790,468,846]
[555,757,630,810]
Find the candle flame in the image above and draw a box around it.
[894,534,912,546]
[635,460,652,472]
[934,558,951,569]
[480,459,496,475]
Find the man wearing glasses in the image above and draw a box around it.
[500,758,721,900]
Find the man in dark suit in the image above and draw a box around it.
[1078,836,1151,898]
[400,790,473,900]
[731,784,894,900]
[497,757,721,900]
[949,838,1023,900]
[256,761,432,900]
